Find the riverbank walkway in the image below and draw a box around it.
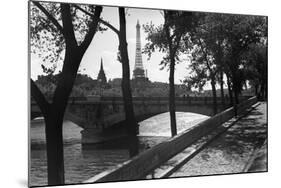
[146,102,267,178]
[171,102,267,177]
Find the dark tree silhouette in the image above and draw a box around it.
[30,2,102,185]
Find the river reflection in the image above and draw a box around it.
[29,112,208,186]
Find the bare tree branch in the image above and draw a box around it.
[79,6,103,53]
[99,18,120,36]
[73,4,120,36]
[33,1,64,34]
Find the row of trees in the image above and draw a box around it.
[30,2,267,185]
[183,13,267,113]
[144,11,267,135]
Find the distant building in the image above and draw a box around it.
[109,78,122,87]
[97,58,107,85]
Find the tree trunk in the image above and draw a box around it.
[119,8,138,135]
[260,78,266,100]
[31,86,66,186]
[233,80,240,105]
[169,58,177,136]
[31,79,65,185]
[128,135,139,157]
[211,77,217,115]
[255,84,258,97]
[234,90,239,116]
[44,111,65,185]
[164,11,177,137]
[232,79,239,117]
[234,89,239,105]
[31,50,89,185]
[220,71,225,106]
[45,48,82,185]
[264,81,267,100]
[226,74,233,106]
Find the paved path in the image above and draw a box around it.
[170,102,267,177]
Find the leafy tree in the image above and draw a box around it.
[30,1,102,185]
[203,14,228,106]
[242,42,267,100]
[144,11,195,136]
[221,14,265,107]
[242,17,267,100]
[184,13,230,114]
[184,13,266,112]
[187,31,219,113]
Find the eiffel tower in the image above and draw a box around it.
[133,20,146,81]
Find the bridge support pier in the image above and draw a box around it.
[81,128,127,145]
[81,128,103,144]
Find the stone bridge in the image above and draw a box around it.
[31,96,246,144]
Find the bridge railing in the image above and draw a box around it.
[92,96,249,104]
[31,95,250,104]
[31,95,252,121]
[84,96,257,183]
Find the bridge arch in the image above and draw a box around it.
[138,111,210,137]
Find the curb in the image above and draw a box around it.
[243,139,267,172]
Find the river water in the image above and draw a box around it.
[29,112,209,186]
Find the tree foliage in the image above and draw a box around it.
[184,13,267,106]
[143,11,196,69]
[222,14,266,104]
[30,2,106,74]
[242,42,267,99]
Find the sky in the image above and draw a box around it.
[30,5,194,85]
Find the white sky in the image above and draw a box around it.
[31,6,193,85]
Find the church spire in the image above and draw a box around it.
[97,57,107,84]
[100,58,104,71]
